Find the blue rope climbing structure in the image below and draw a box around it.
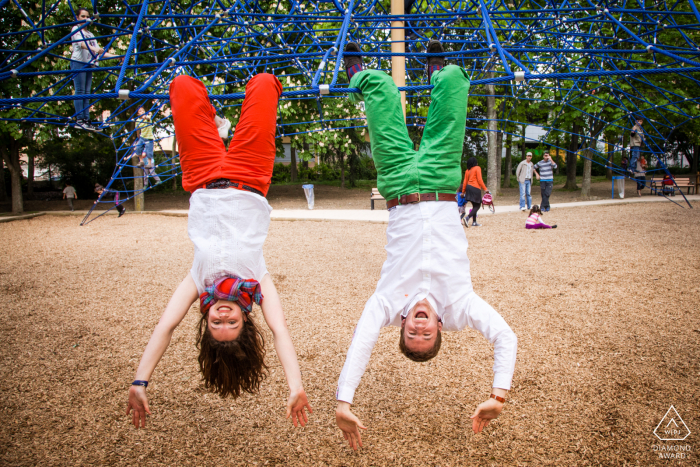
[1,0,698,223]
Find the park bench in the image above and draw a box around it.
[370,188,385,210]
[649,175,697,196]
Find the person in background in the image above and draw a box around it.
[516,152,538,211]
[94,183,126,217]
[634,155,647,197]
[533,151,557,212]
[629,117,644,174]
[70,8,122,131]
[525,205,557,229]
[460,156,489,227]
[62,181,77,211]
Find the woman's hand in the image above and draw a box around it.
[336,402,367,450]
[470,397,504,434]
[126,385,152,428]
[286,387,313,427]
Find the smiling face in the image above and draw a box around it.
[76,9,90,22]
[137,107,145,116]
[207,300,247,341]
[401,299,442,354]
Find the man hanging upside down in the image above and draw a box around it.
[335,40,518,450]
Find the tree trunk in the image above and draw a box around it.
[564,123,580,190]
[132,156,144,211]
[503,132,512,188]
[581,143,593,198]
[302,143,309,170]
[692,144,699,175]
[486,76,498,194]
[0,159,6,202]
[606,139,613,180]
[496,129,503,192]
[581,123,604,198]
[27,152,34,197]
[339,151,345,189]
[290,145,297,182]
[1,141,24,214]
[521,124,526,160]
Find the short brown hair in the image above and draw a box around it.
[196,312,268,398]
[398,326,442,362]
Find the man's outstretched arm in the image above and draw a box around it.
[335,295,387,449]
[461,293,518,433]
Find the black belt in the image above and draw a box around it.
[204,179,264,197]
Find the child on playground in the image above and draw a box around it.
[62,181,77,211]
[125,73,312,429]
[334,40,517,450]
[140,150,162,188]
[525,205,556,229]
[134,106,154,166]
[94,183,125,217]
[70,8,122,131]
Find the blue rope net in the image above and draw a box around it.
[1,0,698,222]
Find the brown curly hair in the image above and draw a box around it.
[398,326,442,362]
[196,312,268,398]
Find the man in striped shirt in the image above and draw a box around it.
[533,151,558,212]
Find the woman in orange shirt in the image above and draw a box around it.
[460,157,489,227]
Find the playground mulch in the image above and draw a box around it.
[0,202,698,466]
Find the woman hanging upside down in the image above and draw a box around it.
[125,73,312,429]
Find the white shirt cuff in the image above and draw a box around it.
[336,386,356,404]
[493,373,513,391]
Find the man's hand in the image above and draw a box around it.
[286,387,312,427]
[126,385,151,428]
[470,397,504,434]
[336,402,366,450]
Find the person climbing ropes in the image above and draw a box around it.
[334,40,517,450]
[133,106,155,167]
[69,8,122,131]
[460,156,489,227]
[125,73,312,429]
[94,183,125,217]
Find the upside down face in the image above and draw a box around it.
[401,299,442,353]
[207,300,248,342]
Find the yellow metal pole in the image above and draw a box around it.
[391,0,406,119]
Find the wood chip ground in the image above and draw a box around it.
[0,202,698,466]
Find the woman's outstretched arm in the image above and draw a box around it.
[125,273,199,428]
[259,274,313,427]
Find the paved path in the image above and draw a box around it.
[1,194,696,224]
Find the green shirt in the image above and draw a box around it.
[136,115,154,140]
